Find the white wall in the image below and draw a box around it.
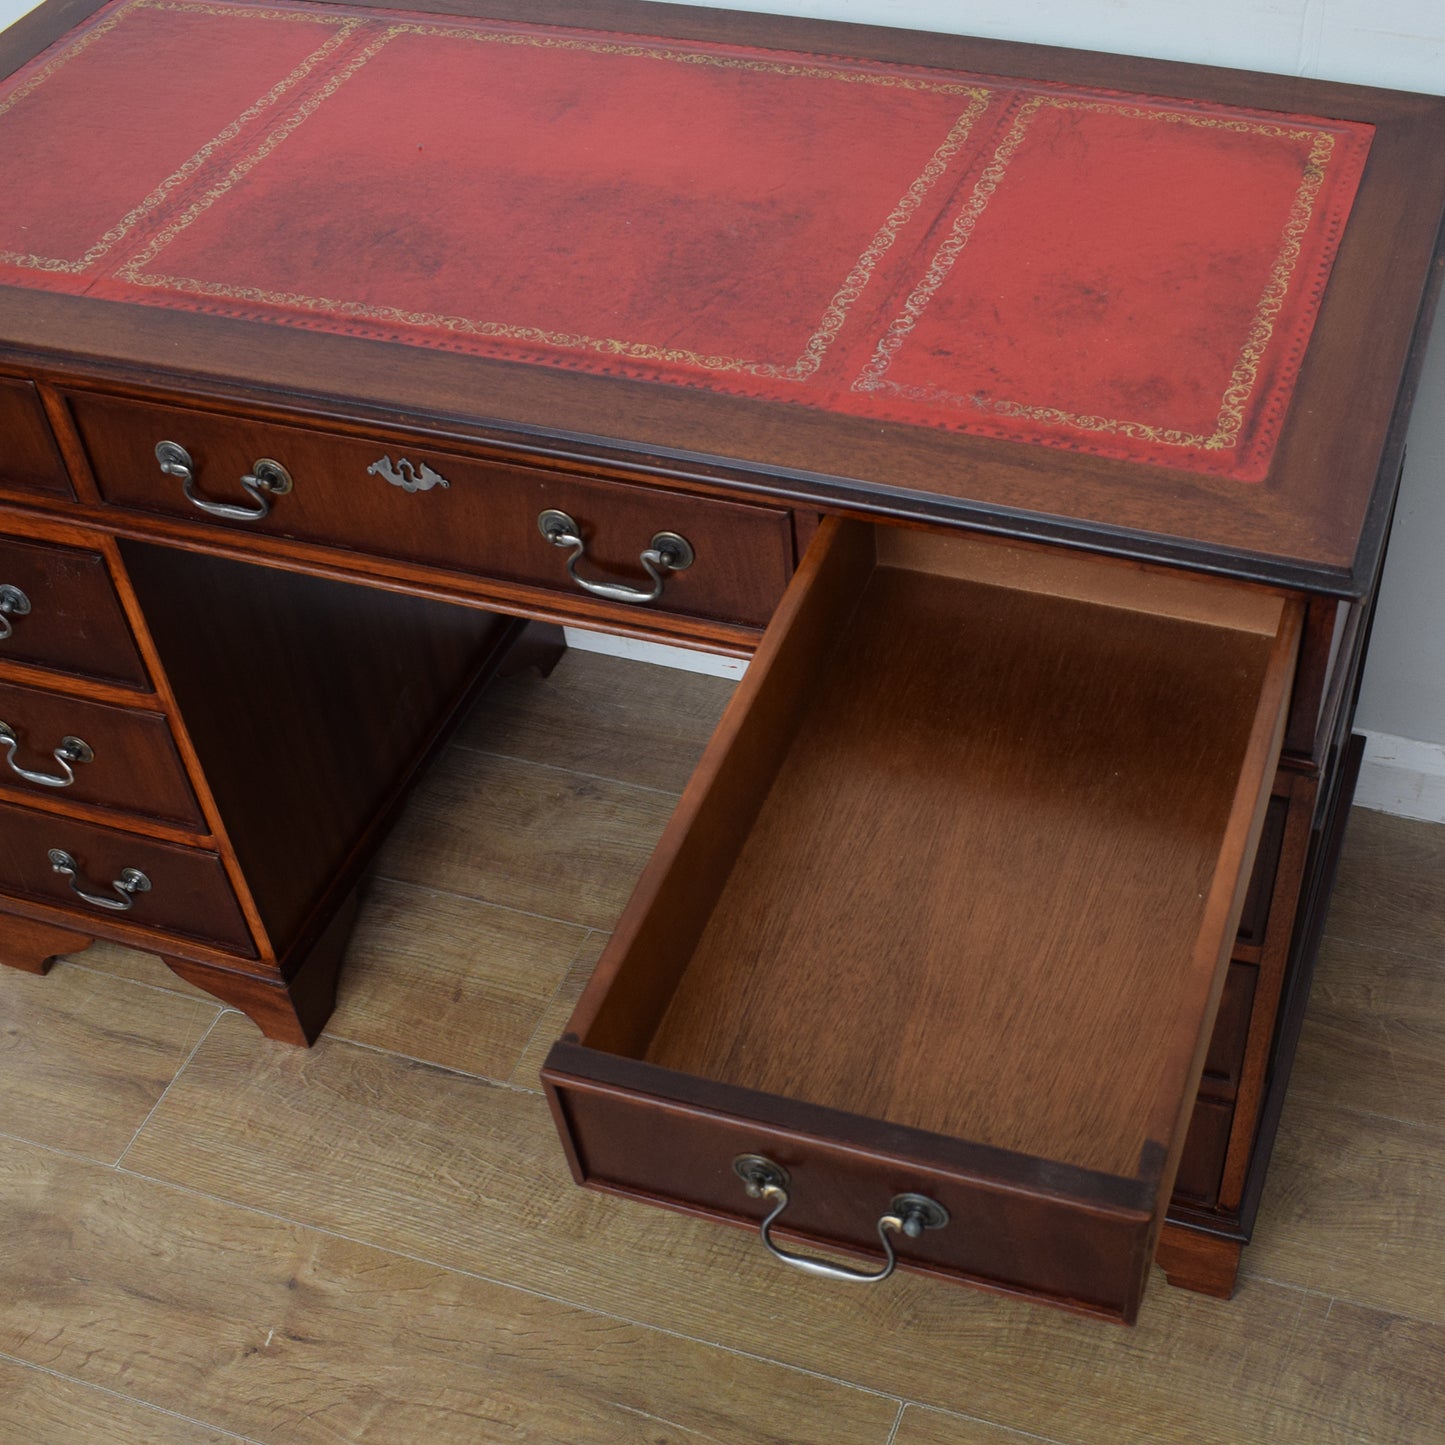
[2,0,1442,753]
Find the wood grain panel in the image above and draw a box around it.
[572,516,876,1053]
[0,677,202,828]
[0,375,69,499]
[120,541,519,953]
[0,534,148,689]
[0,910,92,974]
[323,877,588,1078]
[1171,1098,1234,1208]
[0,959,217,1162]
[0,1136,895,1445]
[643,563,1286,1173]
[0,802,253,953]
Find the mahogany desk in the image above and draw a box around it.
[1,0,1442,1323]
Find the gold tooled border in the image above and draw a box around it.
[109,17,994,380]
[852,95,1340,456]
[0,0,361,275]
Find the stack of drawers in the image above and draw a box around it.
[0,528,254,960]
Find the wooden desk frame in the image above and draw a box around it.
[1,0,1442,1319]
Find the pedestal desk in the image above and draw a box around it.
[1,0,1442,1323]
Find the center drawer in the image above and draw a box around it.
[64,391,795,629]
[543,518,1300,1322]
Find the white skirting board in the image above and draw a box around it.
[562,627,750,680]
[1356,730,1445,824]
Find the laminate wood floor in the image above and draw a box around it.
[1,649,1441,1444]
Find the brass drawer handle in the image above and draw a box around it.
[0,721,93,787]
[47,848,151,911]
[733,1155,948,1284]
[0,583,31,640]
[156,440,293,522]
[538,509,694,605]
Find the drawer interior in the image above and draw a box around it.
[551,519,1300,1315]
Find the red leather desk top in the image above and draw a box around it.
[0,0,1372,485]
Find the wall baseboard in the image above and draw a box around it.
[1355,730,1445,824]
[562,627,749,680]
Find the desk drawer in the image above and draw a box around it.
[544,519,1300,1322]
[0,801,252,953]
[0,378,70,500]
[1199,960,1256,1098]
[0,536,149,689]
[68,392,794,628]
[1172,1097,1235,1208]
[0,679,202,829]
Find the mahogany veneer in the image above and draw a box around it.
[0,377,69,500]
[0,533,149,687]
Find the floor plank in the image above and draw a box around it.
[510,931,607,1090]
[0,1355,248,1444]
[1270,1296,1445,1445]
[322,878,589,1079]
[63,940,216,1001]
[1242,1092,1444,1322]
[7,644,1443,1442]
[456,649,733,793]
[120,1015,1437,1445]
[0,1136,897,1445]
[893,1407,1070,1444]
[372,748,678,931]
[1326,808,1445,959]
[0,960,218,1163]
[1290,934,1444,1129]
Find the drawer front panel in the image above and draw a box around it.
[1200,960,1257,1097]
[1236,791,1288,947]
[0,679,203,828]
[69,393,795,628]
[0,535,150,688]
[0,378,70,499]
[1172,1097,1234,1208]
[0,801,252,953]
[552,1072,1150,1320]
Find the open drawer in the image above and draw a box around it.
[542,518,1301,1322]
